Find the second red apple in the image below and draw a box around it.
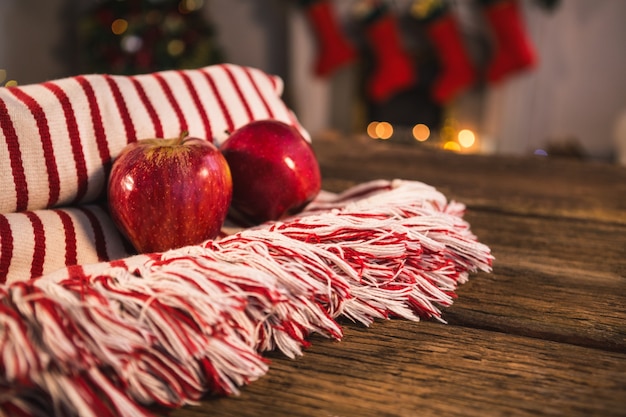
[220,120,321,225]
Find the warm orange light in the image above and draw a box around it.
[111,18,129,35]
[179,0,204,13]
[367,121,379,139]
[443,141,461,152]
[458,129,476,148]
[412,123,430,142]
[375,122,393,140]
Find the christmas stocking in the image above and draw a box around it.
[298,0,357,77]
[411,0,476,103]
[361,2,417,102]
[481,0,536,82]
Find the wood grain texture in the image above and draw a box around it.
[168,322,626,417]
[162,135,626,417]
[446,210,626,352]
[313,135,626,224]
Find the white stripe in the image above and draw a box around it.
[160,70,207,138]
[4,213,35,284]
[132,72,182,139]
[110,74,158,140]
[1,89,49,211]
[27,83,77,208]
[63,77,107,203]
[184,69,227,141]
[87,75,133,160]
[227,65,272,121]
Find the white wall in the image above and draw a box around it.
[481,0,626,159]
[0,0,68,84]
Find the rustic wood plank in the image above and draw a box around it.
[160,135,626,417]
[444,209,626,351]
[167,321,626,417]
[313,135,626,224]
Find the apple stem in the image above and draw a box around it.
[176,131,189,145]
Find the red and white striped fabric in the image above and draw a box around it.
[0,64,306,283]
[0,63,306,214]
[0,65,493,417]
[0,204,133,284]
[0,179,493,417]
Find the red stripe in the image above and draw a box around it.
[222,65,254,122]
[243,67,274,118]
[75,76,112,171]
[77,206,108,262]
[55,209,78,266]
[24,211,46,278]
[130,76,163,138]
[129,77,163,138]
[0,215,14,282]
[153,72,188,133]
[178,71,212,141]
[43,82,89,205]
[109,258,128,268]
[104,75,136,143]
[201,68,234,134]
[9,88,61,208]
[0,96,29,211]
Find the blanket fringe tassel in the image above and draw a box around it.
[0,179,493,417]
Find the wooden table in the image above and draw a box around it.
[170,134,626,417]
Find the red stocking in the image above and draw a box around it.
[362,5,417,102]
[482,0,536,83]
[425,10,476,103]
[411,1,476,103]
[299,0,357,77]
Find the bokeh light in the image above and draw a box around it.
[376,122,393,140]
[443,141,461,152]
[111,18,129,35]
[179,0,204,13]
[121,35,143,53]
[167,39,186,56]
[0,69,6,84]
[412,123,430,142]
[367,121,379,139]
[367,121,393,140]
[458,129,476,148]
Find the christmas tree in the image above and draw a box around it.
[79,0,223,75]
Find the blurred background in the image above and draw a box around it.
[1,0,625,163]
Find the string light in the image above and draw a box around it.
[121,35,143,54]
[443,141,461,152]
[179,0,204,14]
[111,18,129,35]
[367,121,393,140]
[367,121,379,139]
[458,129,476,148]
[376,122,393,139]
[2,70,18,87]
[167,39,186,56]
[412,123,430,142]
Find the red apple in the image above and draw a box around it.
[219,119,321,225]
[108,132,232,253]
